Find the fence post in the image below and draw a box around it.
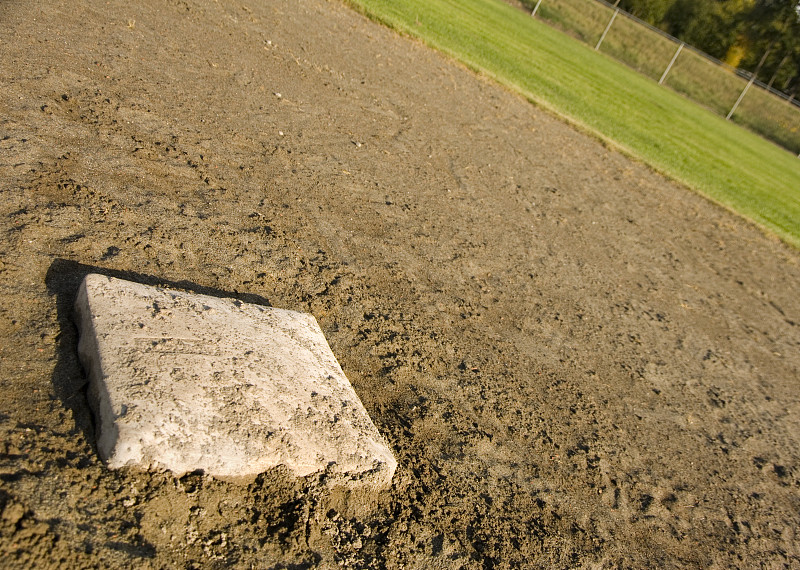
[595,8,619,51]
[659,42,684,85]
[727,74,756,120]
[728,47,772,120]
[531,0,544,17]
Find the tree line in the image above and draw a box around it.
[616,0,800,96]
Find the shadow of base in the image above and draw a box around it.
[44,258,273,454]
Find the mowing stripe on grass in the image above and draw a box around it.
[346,0,800,248]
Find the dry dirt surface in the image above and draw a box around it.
[1,0,800,567]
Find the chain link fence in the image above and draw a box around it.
[529,0,800,156]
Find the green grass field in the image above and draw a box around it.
[346,0,800,248]
[531,0,800,155]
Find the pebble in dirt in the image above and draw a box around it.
[73,273,396,488]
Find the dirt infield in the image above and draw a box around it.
[1,0,799,567]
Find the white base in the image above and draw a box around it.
[73,274,396,488]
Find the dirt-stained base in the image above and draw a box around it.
[1,0,799,567]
